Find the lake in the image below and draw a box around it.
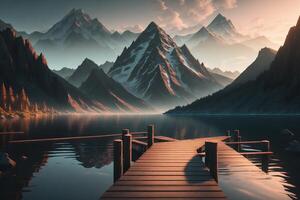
[0,114,300,200]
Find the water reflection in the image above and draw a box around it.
[0,114,299,200]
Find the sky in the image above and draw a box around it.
[0,0,299,44]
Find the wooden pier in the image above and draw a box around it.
[101,127,272,200]
[102,134,229,199]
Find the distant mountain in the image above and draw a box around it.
[207,13,247,43]
[187,27,223,45]
[166,17,300,114]
[53,67,75,79]
[109,22,222,109]
[80,68,152,112]
[24,9,138,68]
[230,47,276,87]
[241,36,278,52]
[0,28,96,111]
[208,68,240,79]
[210,72,233,87]
[174,13,275,70]
[68,58,99,87]
[99,61,114,73]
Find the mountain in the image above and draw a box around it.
[99,61,114,73]
[210,72,233,87]
[0,28,97,111]
[187,27,223,45]
[208,68,240,79]
[173,13,276,70]
[166,17,300,114]
[230,47,276,87]
[108,22,222,109]
[241,36,278,52]
[80,68,152,112]
[207,13,247,43]
[27,9,138,68]
[52,67,75,79]
[68,58,99,87]
[0,19,14,31]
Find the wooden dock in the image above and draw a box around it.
[101,136,229,199]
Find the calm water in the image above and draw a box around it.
[0,114,300,200]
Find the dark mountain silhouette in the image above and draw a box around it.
[80,68,152,112]
[230,47,276,88]
[109,22,222,109]
[68,58,99,87]
[53,67,75,79]
[166,17,300,114]
[0,28,95,111]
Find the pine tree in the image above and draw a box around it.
[1,83,7,110]
[19,88,27,111]
[8,86,15,111]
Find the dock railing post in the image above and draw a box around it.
[233,130,241,152]
[261,140,270,172]
[226,130,232,142]
[123,133,132,173]
[205,141,218,182]
[113,139,123,182]
[147,124,154,148]
[122,129,129,141]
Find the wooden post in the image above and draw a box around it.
[122,129,129,141]
[147,124,154,148]
[237,135,242,152]
[205,142,218,182]
[233,130,241,152]
[261,140,270,173]
[123,133,132,173]
[226,130,231,142]
[205,142,210,167]
[113,139,123,182]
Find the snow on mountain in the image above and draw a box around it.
[42,9,111,41]
[109,22,222,110]
[207,13,247,43]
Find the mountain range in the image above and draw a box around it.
[208,68,240,79]
[166,17,300,114]
[80,68,152,112]
[21,9,139,68]
[0,28,152,113]
[0,28,92,111]
[108,22,224,109]
[174,14,278,70]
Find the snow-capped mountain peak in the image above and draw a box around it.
[108,22,222,109]
[43,8,111,40]
[207,13,244,42]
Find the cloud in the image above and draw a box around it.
[121,24,144,33]
[155,0,237,33]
